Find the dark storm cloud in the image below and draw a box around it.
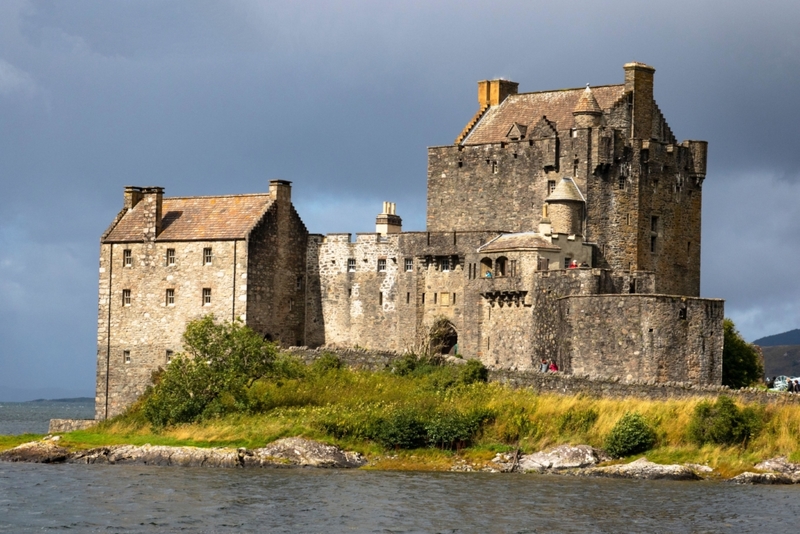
[1,0,799,399]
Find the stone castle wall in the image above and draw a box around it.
[96,238,244,420]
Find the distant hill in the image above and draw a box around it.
[761,345,800,378]
[754,329,800,347]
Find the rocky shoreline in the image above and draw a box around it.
[3,437,800,484]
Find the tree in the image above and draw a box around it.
[141,316,277,427]
[722,318,763,389]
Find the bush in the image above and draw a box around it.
[425,409,493,449]
[370,408,427,449]
[722,319,764,388]
[604,412,656,458]
[390,353,442,377]
[687,396,763,446]
[140,316,277,428]
[459,360,488,385]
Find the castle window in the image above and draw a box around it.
[122,289,131,307]
[166,350,173,364]
[203,288,211,305]
[650,216,659,253]
[296,276,303,290]
[564,258,571,269]
[406,292,410,304]
[537,257,550,271]
[422,293,425,304]
[377,258,387,272]
[123,350,131,364]
[379,292,383,305]
[123,249,132,267]
[548,180,556,195]
[166,288,175,306]
[679,307,687,320]
[492,161,498,174]
[166,248,175,266]
[203,248,213,265]
[434,293,438,304]
[452,293,456,305]
[348,288,352,298]
[510,260,517,277]
[404,258,413,272]
[457,161,463,168]
[618,176,626,190]
[440,257,450,272]
[347,258,356,272]
[496,257,507,277]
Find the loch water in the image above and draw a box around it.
[2,401,800,533]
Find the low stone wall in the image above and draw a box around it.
[284,346,402,371]
[285,347,800,406]
[490,370,800,405]
[49,419,96,433]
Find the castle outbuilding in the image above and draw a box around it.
[96,63,724,418]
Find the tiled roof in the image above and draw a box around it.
[573,86,602,114]
[546,178,585,203]
[478,232,560,252]
[103,194,274,242]
[463,84,625,145]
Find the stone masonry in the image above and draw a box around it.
[95,62,724,418]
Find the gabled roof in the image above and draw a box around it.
[463,84,625,145]
[546,177,585,203]
[103,194,274,242]
[478,232,560,253]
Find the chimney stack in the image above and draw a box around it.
[123,186,143,210]
[477,79,519,107]
[623,62,655,141]
[140,186,164,240]
[269,180,292,204]
[376,202,402,235]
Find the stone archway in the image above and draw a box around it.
[430,317,458,356]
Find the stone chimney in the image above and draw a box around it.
[123,186,143,210]
[477,79,519,107]
[624,62,655,141]
[140,186,164,240]
[376,202,402,235]
[269,180,292,204]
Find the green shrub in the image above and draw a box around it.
[459,360,488,385]
[370,408,427,449]
[425,409,493,449]
[312,353,343,373]
[140,316,277,428]
[604,412,656,458]
[687,396,763,446]
[722,319,764,388]
[556,407,599,435]
[390,353,442,377]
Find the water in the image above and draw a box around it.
[2,401,799,532]
[1,464,799,533]
[0,399,95,435]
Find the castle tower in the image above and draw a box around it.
[573,85,603,128]
[545,178,585,236]
[375,202,402,235]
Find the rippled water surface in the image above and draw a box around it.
[1,462,799,533]
[0,399,95,435]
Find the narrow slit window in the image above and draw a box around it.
[166,248,175,266]
[123,350,131,364]
[452,293,456,305]
[379,292,383,305]
[202,288,211,305]
[166,350,173,364]
[548,180,556,195]
[296,276,303,290]
[434,293,438,304]
[406,292,410,304]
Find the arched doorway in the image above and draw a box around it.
[430,318,458,355]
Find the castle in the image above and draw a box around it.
[95,62,724,419]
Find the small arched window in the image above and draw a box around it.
[480,257,493,278]
[496,257,508,277]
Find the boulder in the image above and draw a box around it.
[0,440,71,463]
[579,457,699,481]
[754,457,800,477]
[518,444,609,473]
[731,471,795,485]
[245,437,366,468]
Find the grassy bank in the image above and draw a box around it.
[6,357,800,476]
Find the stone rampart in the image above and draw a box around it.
[48,419,96,433]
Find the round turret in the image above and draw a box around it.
[573,85,603,128]
[545,178,585,235]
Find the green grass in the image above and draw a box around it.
[3,360,800,475]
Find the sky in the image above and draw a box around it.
[1,0,799,400]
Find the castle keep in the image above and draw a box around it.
[96,63,724,419]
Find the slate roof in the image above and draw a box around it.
[573,85,603,114]
[463,84,625,145]
[103,194,274,242]
[478,232,560,253]
[546,177,586,203]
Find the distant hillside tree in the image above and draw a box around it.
[722,319,764,388]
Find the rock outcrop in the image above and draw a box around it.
[491,445,609,473]
[577,457,700,481]
[730,471,795,485]
[1,437,366,469]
